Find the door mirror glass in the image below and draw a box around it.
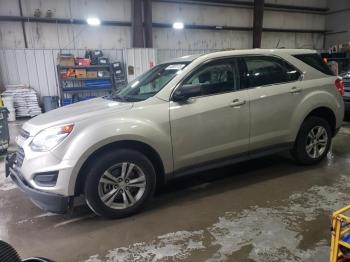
[172,84,202,102]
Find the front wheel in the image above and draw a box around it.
[84,149,156,219]
[291,116,332,165]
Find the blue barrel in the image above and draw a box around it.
[43,96,59,112]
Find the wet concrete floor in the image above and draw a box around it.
[1,120,350,261]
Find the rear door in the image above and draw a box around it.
[243,56,302,151]
[170,57,250,171]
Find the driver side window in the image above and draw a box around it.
[183,59,239,97]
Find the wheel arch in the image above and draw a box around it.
[303,106,337,136]
[74,140,166,195]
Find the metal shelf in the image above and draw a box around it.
[57,63,116,105]
[62,86,112,92]
[59,65,111,69]
[60,77,111,81]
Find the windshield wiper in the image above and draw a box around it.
[123,95,145,102]
[110,94,128,102]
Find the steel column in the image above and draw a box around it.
[18,0,28,48]
[143,0,153,48]
[132,0,145,48]
[252,0,264,48]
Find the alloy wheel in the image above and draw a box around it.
[98,162,146,210]
[305,126,328,159]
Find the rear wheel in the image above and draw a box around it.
[84,149,156,219]
[291,116,332,165]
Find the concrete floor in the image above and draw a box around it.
[1,121,350,262]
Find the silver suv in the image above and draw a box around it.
[6,49,344,218]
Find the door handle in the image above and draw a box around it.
[290,86,302,94]
[230,99,246,107]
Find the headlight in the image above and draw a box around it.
[30,124,74,152]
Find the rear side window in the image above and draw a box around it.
[244,56,300,88]
[293,53,334,76]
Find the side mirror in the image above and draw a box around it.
[172,84,202,102]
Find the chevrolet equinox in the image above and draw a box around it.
[6,49,345,218]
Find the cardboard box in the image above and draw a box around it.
[59,69,75,79]
[59,69,68,79]
[75,69,87,78]
[76,58,91,66]
[59,55,75,67]
[86,71,98,78]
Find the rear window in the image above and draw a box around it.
[244,56,301,88]
[293,53,334,76]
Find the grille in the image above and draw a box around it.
[16,147,25,167]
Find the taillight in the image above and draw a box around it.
[335,78,344,96]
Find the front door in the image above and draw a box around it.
[170,58,250,171]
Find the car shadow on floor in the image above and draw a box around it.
[148,153,317,209]
[71,152,319,220]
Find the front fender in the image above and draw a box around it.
[59,115,172,195]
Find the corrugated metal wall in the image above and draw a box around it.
[0,48,213,100]
[156,49,216,63]
[123,48,157,83]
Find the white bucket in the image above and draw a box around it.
[8,109,16,122]
[2,96,15,110]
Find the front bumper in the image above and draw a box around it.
[5,153,70,213]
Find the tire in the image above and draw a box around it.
[291,116,332,165]
[0,241,21,262]
[84,149,156,219]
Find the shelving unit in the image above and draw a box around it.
[57,64,115,106]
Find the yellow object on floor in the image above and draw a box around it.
[330,205,350,262]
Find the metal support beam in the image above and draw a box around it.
[152,22,325,33]
[154,0,328,13]
[18,0,28,48]
[0,15,131,26]
[132,0,145,48]
[143,0,153,48]
[0,15,326,34]
[253,0,264,48]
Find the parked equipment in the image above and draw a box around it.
[330,204,350,262]
[43,96,59,112]
[2,95,16,121]
[0,107,10,154]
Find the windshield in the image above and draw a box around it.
[108,63,188,102]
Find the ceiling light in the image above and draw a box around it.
[87,17,101,26]
[173,22,184,30]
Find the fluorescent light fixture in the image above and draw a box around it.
[87,17,101,26]
[173,22,184,30]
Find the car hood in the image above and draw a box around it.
[23,97,133,135]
